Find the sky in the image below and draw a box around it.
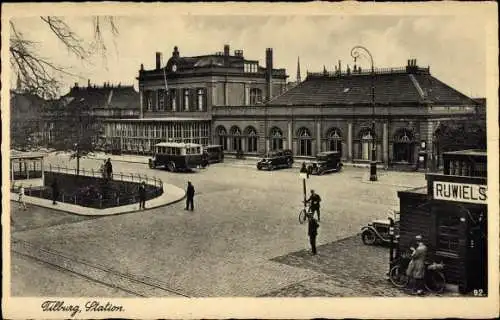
[10,11,489,98]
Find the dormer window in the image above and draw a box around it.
[244,63,258,73]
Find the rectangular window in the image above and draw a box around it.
[170,89,177,111]
[158,90,165,111]
[436,213,461,257]
[184,89,190,111]
[146,91,152,111]
[197,88,205,111]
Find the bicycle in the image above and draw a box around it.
[298,202,314,224]
[389,252,446,294]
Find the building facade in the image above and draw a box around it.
[104,44,288,153]
[212,60,482,170]
[103,45,482,170]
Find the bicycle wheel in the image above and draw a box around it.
[425,271,446,293]
[389,265,409,288]
[298,209,307,224]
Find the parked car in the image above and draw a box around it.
[256,149,293,171]
[203,145,224,164]
[361,214,400,245]
[308,151,342,175]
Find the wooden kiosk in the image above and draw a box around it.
[396,150,487,294]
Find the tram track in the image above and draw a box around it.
[11,238,191,298]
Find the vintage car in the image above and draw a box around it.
[256,149,293,171]
[361,214,400,245]
[203,145,224,164]
[308,151,342,175]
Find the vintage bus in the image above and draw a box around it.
[148,142,206,172]
[203,145,224,164]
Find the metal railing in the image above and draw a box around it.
[12,165,164,209]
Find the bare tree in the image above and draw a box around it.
[9,16,118,99]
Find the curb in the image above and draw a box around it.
[11,182,186,217]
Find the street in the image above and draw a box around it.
[11,155,427,297]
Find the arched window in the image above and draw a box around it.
[393,128,415,163]
[216,126,227,150]
[230,126,242,152]
[250,88,263,105]
[359,128,374,161]
[297,127,312,156]
[327,128,342,155]
[270,127,283,151]
[245,126,258,153]
[183,89,190,111]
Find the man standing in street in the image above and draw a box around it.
[406,235,428,295]
[51,178,59,205]
[138,181,146,210]
[106,158,113,180]
[185,181,195,211]
[308,216,319,255]
[305,189,322,221]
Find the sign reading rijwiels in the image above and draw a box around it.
[433,181,487,204]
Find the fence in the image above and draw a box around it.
[11,165,164,209]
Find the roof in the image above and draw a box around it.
[104,117,210,122]
[443,149,487,157]
[11,151,46,159]
[64,85,139,110]
[155,142,202,148]
[269,67,476,106]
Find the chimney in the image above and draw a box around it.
[74,82,79,88]
[266,48,273,101]
[338,60,341,74]
[224,44,230,56]
[87,79,91,87]
[156,52,162,70]
[140,63,144,71]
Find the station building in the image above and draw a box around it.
[103,45,287,153]
[103,45,483,170]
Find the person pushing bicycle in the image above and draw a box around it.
[305,189,322,222]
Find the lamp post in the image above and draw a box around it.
[351,46,377,181]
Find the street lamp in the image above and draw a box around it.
[351,46,377,181]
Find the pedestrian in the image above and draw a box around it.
[305,189,322,221]
[185,181,195,211]
[138,181,146,210]
[300,162,309,178]
[406,235,428,295]
[51,178,59,205]
[18,185,27,211]
[100,160,107,179]
[308,216,319,255]
[106,158,113,180]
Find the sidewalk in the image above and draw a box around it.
[11,182,185,216]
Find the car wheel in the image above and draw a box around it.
[362,230,377,245]
[148,160,154,169]
[167,162,176,172]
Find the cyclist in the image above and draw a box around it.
[305,189,322,221]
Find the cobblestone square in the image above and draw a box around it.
[11,155,430,297]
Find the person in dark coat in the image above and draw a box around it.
[105,158,113,180]
[305,189,322,221]
[185,181,195,211]
[51,178,59,205]
[406,235,428,295]
[300,162,309,178]
[308,216,319,255]
[138,181,146,210]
